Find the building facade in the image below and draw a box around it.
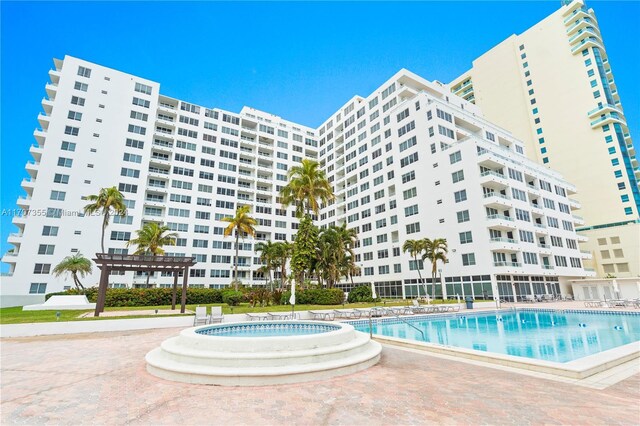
[3,56,593,299]
[449,0,640,278]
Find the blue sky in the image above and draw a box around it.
[1,1,639,266]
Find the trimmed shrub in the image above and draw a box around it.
[222,290,244,306]
[45,287,223,307]
[280,288,345,305]
[347,285,375,303]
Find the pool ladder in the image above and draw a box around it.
[367,312,425,341]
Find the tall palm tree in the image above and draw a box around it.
[255,240,277,289]
[126,222,178,255]
[280,159,334,284]
[222,205,257,290]
[83,187,127,253]
[271,241,291,289]
[126,222,178,286]
[422,238,449,300]
[280,159,334,218]
[53,253,93,294]
[403,239,427,298]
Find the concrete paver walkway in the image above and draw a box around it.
[1,327,638,425]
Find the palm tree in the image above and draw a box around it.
[222,205,257,290]
[127,222,177,286]
[422,238,449,300]
[126,222,178,255]
[255,240,277,289]
[83,187,127,253]
[403,239,427,298]
[53,253,93,293]
[280,159,334,218]
[280,159,334,284]
[271,241,292,289]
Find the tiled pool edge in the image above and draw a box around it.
[364,308,640,380]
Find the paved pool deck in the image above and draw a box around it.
[1,327,638,425]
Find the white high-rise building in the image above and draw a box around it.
[449,0,640,279]
[2,56,593,300]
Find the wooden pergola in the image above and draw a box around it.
[92,253,197,317]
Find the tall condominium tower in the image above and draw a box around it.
[3,56,593,301]
[449,0,639,278]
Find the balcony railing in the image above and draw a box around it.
[493,262,522,267]
[490,237,517,244]
[487,214,514,222]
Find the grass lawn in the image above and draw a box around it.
[0,299,479,325]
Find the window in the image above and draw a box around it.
[57,157,73,168]
[461,253,476,266]
[134,82,152,95]
[27,282,48,294]
[54,173,70,184]
[454,190,467,203]
[73,81,88,92]
[42,226,59,236]
[50,190,66,201]
[38,244,55,255]
[449,151,462,164]
[451,170,464,183]
[64,126,79,136]
[457,210,470,223]
[406,222,421,234]
[77,66,92,77]
[404,205,419,217]
[459,231,473,244]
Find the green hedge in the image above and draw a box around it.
[347,285,376,303]
[281,288,344,305]
[45,287,224,307]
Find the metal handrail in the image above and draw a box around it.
[368,310,425,341]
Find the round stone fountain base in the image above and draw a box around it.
[145,321,382,386]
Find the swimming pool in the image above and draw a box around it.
[195,322,340,337]
[353,310,640,363]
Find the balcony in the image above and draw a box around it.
[590,112,625,129]
[152,142,173,154]
[572,214,585,225]
[41,97,54,115]
[149,156,171,167]
[7,233,23,244]
[537,244,553,254]
[587,103,623,119]
[571,38,604,55]
[25,161,40,177]
[16,196,32,208]
[576,234,588,242]
[493,262,522,268]
[29,144,43,161]
[486,214,516,230]
[563,6,590,24]
[541,265,554,270]
[568,198,581,209]
[45,82,58,98]
[2,252,19,264]
[483,192,512,208]
[479,170,508,189]
[33,128,47,145]
[566,16,592,35]
[21,178,36,190]
[580,250,593,259]
[489,237,519,252]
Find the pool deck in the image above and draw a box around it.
[2,326,638,425]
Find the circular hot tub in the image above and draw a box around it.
[145,321,381,386]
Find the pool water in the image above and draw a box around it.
[353,310,640,363]
[196,322,340,337]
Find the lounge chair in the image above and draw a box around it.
[245,313,270,321]
[268,312,298,320]
[410,300,428,314]
[333,309,362,319]
[193,306,209,326]
[524,295,536,303]
[209,306,224,323]
[309,310,335,321]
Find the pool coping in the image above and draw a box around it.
[347,308,640,379]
